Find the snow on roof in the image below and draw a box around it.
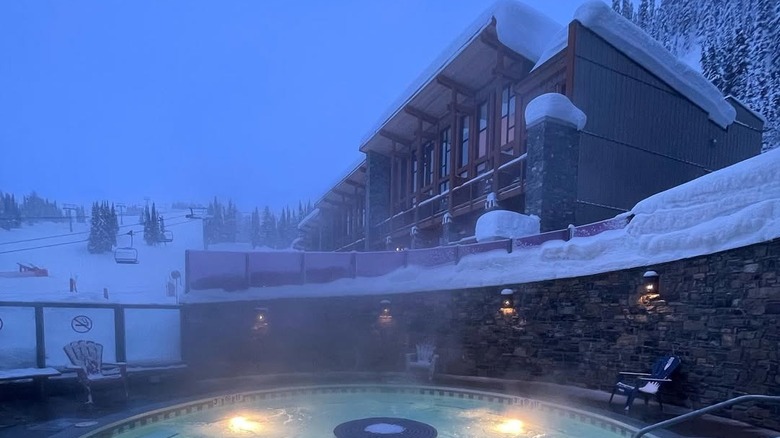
[297,208,321,230]
[573,1,736,129]
[524,93,587,130]
[531,26,569,71]
[359,0,561,149]
[725,95,768,124]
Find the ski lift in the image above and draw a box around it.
[114,247,139,264]
[114,230,139,264]
[158,230,174,243]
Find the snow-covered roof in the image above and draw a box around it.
[572,1,736,129]
[531,26,569,71]
[359,0,561,151]
[297,208,321,230]
[524,93,587,130]
[725,95,767,124]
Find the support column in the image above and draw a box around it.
[365,151,392,250]
[525,111,582,232]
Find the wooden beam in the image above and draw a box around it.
[404,105,439,125]
[344,179,365,188]
[480,32,529,65]
[332,189,357,198]
[379,129,412,146]
[415,130,437,141]
[492,66,525,82]
[436,74,475,98]
[447,102,475,114]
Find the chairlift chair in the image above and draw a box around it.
[114,247,138,264]
[158,230,173,243]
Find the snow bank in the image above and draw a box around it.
[359,0,560,149]
[574,1,735,128]
[476,210,540,242]
[524,93,587,130]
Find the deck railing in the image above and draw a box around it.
[185,214,633,292]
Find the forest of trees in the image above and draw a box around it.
[203,197,313,249]
[0,191,69,230]
[612,0,779,151]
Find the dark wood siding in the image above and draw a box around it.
[570,22,761,221]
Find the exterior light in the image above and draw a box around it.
[379,299,392,321]
[500,288,515,315]
[253,307,269,331]
[639,271,661,305]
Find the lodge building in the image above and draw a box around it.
[297,1,763,252]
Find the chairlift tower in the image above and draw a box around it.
[116,203,126,225]
[63,203,78,233]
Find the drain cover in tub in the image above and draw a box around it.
[334,417,437,438]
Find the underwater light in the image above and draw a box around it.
[496,418,524,434]
[228,416,261,433]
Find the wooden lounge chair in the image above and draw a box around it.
[610,355,681,411]
[405,341,438,380]
[63,340,128,404]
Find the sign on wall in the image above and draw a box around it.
[43,307,115,367]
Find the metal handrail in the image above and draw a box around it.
[634,395,780,438]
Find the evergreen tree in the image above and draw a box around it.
[621,0,634,21]
[251,207,261,249]
[612,0,621,14]
[260,206,276,249]
[636,0,653,31]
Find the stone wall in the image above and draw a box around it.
[525,117,580,232]
[183,238,780,429]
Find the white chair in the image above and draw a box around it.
[405,341,438,380]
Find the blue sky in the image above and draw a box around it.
[0,0,588,211]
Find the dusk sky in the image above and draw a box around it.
[1,0,589,211]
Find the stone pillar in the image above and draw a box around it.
[524,117,581,232]
[365,151,391,250]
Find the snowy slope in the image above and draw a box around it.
[0,210,203,304]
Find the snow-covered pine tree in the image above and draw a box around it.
[621,0,634,21]
[260,206,276,249]
[612,0,621,14]
[251,207,261,249]
[636,0,652,31]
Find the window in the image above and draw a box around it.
[411,151,418,191]
[423,141,434,186]
[500,85,516,146]
[439,127,451,192]
[400,157,408,199]
[459,115,470,169]
[477,101,488,158]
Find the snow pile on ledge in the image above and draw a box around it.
[525,93,587,130]
[574,1,736,128]
[476,210,540,242]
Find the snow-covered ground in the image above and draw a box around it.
[0,209,203,304]
[2,149,779,305]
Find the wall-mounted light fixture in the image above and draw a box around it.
[500,289,515,316]
[379,299,392,322]
[253,307,269,331]
[639,271,661,305]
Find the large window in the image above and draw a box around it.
[439,127,451,193]
[459,115,470,172]
[500,85,516,146]
[422,141,434,187]
[477,101,488,158]
[411,151,418,191]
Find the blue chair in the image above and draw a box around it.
[609,355,681,411]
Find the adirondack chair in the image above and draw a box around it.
[609,355,681,411]
[63,340,128,404]
[405,341,438,380]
